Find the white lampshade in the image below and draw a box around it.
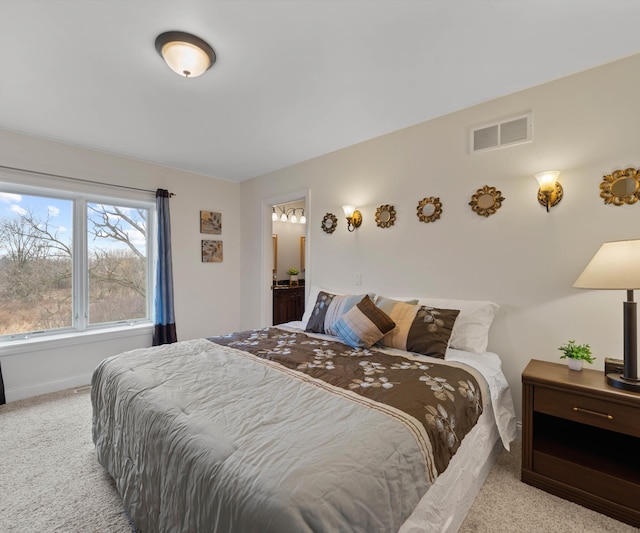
[342,205,355,218]
[574,239,640,289]
[299,211,306,224]
[535,171,561,191]
[280,212,288,222]
[155,31,216,78]
[290,213,298,224]
[271,208,278,222]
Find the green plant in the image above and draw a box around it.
[558,340,596,364]
[287,267,299,276]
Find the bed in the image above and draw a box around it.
[91,289,517,532]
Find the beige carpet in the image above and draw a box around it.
[0,387,637,532]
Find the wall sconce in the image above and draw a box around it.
[342,205,362,232]
[155,31,216,78]
[535,171,563,212]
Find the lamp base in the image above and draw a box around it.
[606,372,640,392]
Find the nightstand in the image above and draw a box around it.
[522,359,640,527]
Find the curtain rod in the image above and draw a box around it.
[0,164,174,196]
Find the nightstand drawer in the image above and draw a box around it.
[534,387,640,438]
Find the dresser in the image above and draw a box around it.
[521,359,640,527]
[272,285,305,325]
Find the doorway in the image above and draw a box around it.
[262,191,309,327]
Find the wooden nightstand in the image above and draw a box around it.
[522,359,640,527]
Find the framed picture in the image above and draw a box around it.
[200,210,221,234]
[202,240,223,262]
[273,234,278,273]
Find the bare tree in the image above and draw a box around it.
[88,204,146,260]
[0,202,148,333]
[0,213,64,266]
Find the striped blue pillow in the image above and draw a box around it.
[333,295,396,349]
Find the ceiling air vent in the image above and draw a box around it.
[471,113,532,153]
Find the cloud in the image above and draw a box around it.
[0,192,22,204]
[48,205,60,217]
[58,226,68,233]
[10,204,27,216]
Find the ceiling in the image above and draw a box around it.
[1,1,640,183]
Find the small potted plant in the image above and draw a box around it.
[558,340,595,371]
[287,267,299,285]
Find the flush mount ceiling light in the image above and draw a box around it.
[155,31,216,78]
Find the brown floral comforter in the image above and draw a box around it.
[210,327,484,476]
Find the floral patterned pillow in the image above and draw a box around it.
[377,300,460,359]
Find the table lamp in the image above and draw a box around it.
[574,239,640,392]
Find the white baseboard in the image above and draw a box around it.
[6,374,92,403]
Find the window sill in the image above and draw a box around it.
[0,323,153,357]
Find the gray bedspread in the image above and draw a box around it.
[92,329,485,532]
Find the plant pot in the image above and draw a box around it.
[567,358,583,371]
[289,274,299,286]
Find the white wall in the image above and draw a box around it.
[0,130,242,401]
[240,53,640,419]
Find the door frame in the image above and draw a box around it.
[261,189,310,327]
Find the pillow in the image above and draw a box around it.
[374,295,419,314]
[333,295,396,349]
[301,286,327,325]
[378,300,460,359]
[305,290,337,333]
[324,294,373,336]
[301,286,368,326]
[417,297,499,354]
[305,291,370,334]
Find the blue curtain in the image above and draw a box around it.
[0,361,5,404]
[153,189,177,345]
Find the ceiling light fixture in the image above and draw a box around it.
[155,31,216,78]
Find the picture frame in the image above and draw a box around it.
[273,234,278,273]
[202,240,223,262]
[200,210,221,234]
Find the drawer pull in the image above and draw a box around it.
[572,406,613,420]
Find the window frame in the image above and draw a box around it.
[0,175,156,346]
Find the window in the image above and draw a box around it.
[0,183,154,340]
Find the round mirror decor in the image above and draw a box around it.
[600,168,640,206]
[321,212,338,234]
[416,197,443,223]
[469,185,505,217]
[375,204,397,228]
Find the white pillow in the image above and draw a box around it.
[301,286,326,326]
[417,297,499,354]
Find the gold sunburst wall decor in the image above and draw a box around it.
[600,168,640,206]
[375,204,396,228]
[469,185,505,217]
[321,212,338,234]
[416,197,442,223]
